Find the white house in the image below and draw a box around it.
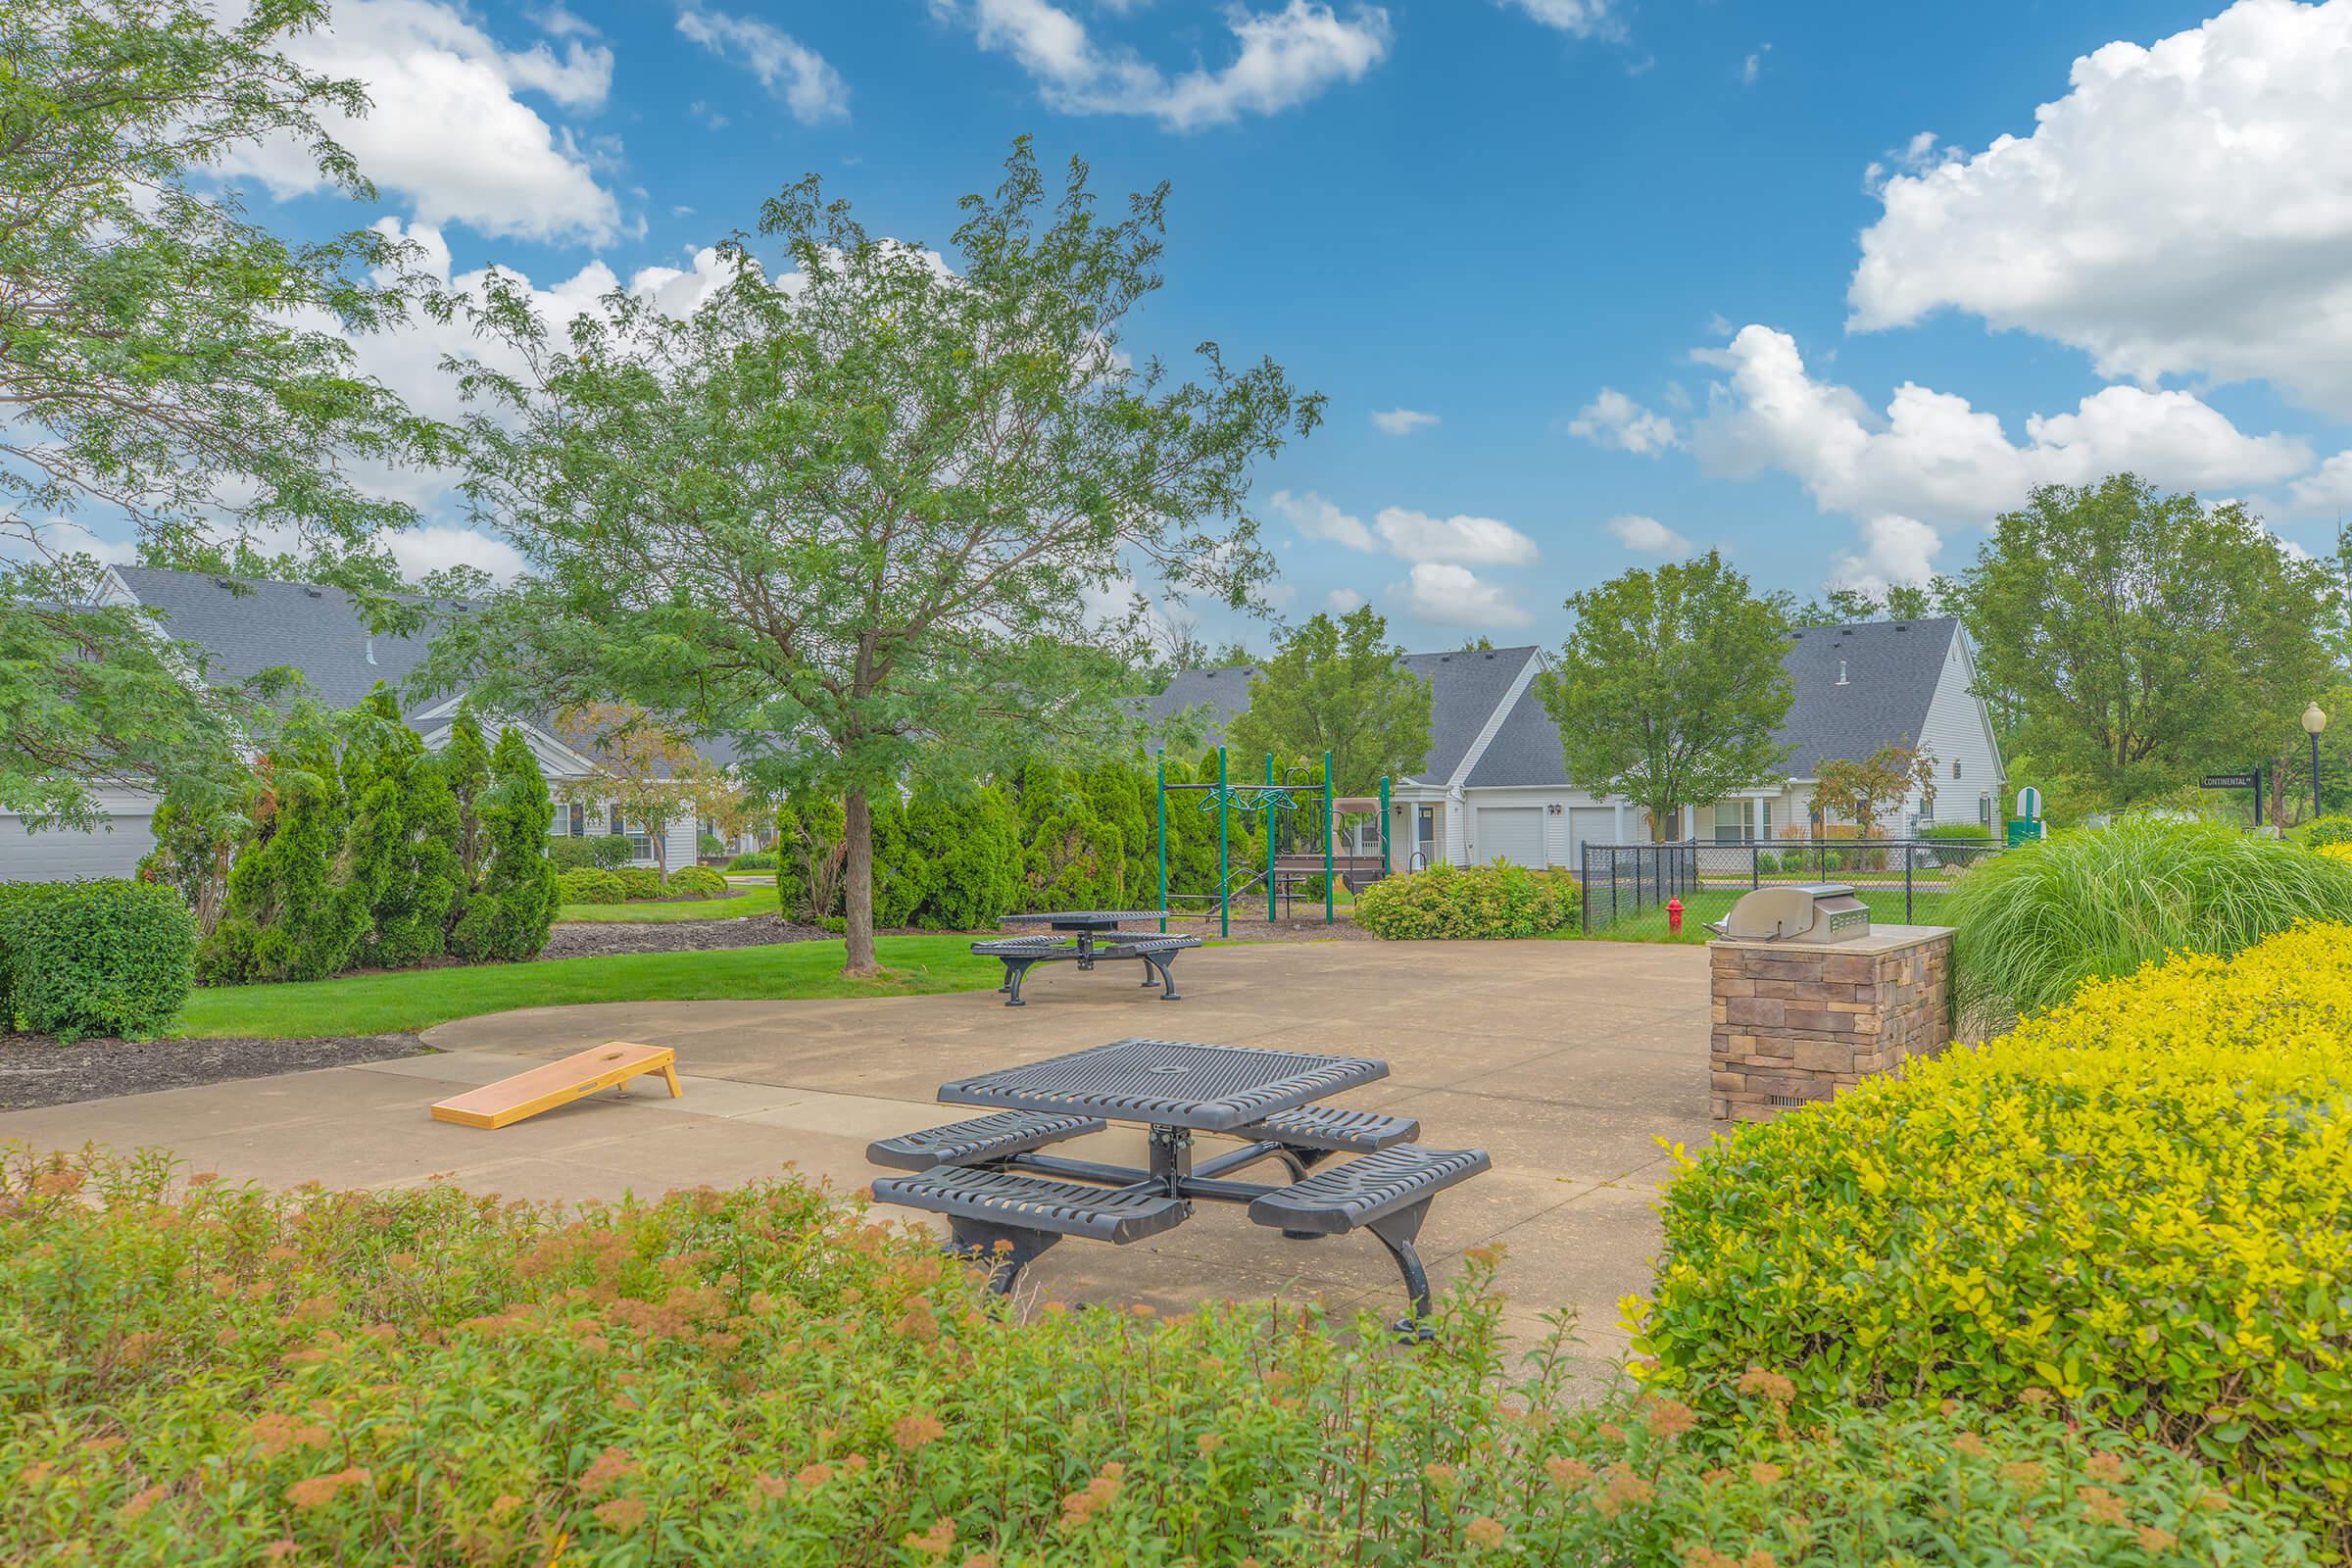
[3,564,723,881]
[1147,617,2006,870]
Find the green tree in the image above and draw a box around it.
[1087,760,1154,906]
[342,688,461,969]
[450,728,558,962]
[1224,607,1433,795]
[0,0,434,829]
[1954,476,2331,809]
[1813,745,1939,854]
[774,796,847,925]
[439,705,494,892]
[196,716,359,984]
[438,141,1316,975]
[1537,553,1794,840]
[907,781,1023,929]
[867,791,928,928]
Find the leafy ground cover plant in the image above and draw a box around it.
[1946,815,2352,1029]
[1637,921,2352,1551]
[1354,861,1579,939]
[0,1148,2310,1565]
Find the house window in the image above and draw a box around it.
[551,802,585,839]
[608,807,653,862]
[1951,760,1962,780]
[1711,801,1762,843]
[1980,793,1993,827]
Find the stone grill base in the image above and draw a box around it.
[1708,925,1953,1122]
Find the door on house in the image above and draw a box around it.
[1413,805,1439,868]
[1477,806,1546,867]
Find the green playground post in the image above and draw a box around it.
[1155,751,1168,934]
[1380,775,1392,876]
[1265,753,1278,924]
[1216,746,1230,939]
[1323,750,1335,925]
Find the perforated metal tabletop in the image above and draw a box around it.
[999,911,1169,929]
[936,1038,1389,1132]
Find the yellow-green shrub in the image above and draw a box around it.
[1637,922,2352,1550]
[0,1149,2310,1565]
[1354,860,1578,939]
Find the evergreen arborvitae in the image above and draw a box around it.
[775,795,847,923]
[441,703,493,890]
[451,726,559,961]
[341,688,462,969]
[867,791,928,928]
[196,719,360,983]
[909,781,1022,929]
[1087,760,1152,907]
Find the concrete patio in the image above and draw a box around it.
[0,939,1715,1376]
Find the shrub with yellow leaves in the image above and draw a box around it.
[1639,921,2352,1554]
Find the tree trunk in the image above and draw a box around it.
[843,786,879,975]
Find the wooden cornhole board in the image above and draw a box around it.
[430,1041,682,1130]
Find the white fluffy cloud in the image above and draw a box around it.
[1325,587,1365,612]
[1849,0,2352,415]
[1568,388,1679,455]
[933,0,1390,129]
[218,0,623,246]
[1605,514,1690,555]
[1690,324,2312,527]
[1828,514,1942,595]
[1370,407,1440,435]
[385,524,529,583]
[2291,449,2352,512]
[675,5,849,122]
[1392,564,1531,627]
[1497,0,1617,38]
[1373,508,1539,566]
[1269,489,1375,551]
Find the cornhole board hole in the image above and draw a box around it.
[430,1041,682,1130]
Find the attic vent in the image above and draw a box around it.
[212,576,234,591]
[304,586,322,599]
[365,636,377,666]
[1483,652,1495,660]
[1837,659,1849,686]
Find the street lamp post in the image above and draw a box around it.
[2303,702,2328,821]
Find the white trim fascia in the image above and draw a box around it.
[1444,648,1544,790]
[1949,621,2008,787]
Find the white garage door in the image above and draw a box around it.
[1476,806,1546,867]
[1568,807,1619,872]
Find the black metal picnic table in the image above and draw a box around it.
[866,1038,1492,1335]
[997,910,1170,967]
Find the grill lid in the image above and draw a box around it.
[1705,882,1870,944]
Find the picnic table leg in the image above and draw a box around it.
[1075,928,1096,971]
[946,1217,1059,1294]
[1141,949,1182,1001]
[1003,957,1039,1006]
[1366,1200,1438,1342]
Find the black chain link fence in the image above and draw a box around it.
[1578,837,2005,940]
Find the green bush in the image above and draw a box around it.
[725,850,776,870]
[698,829,725,858]
[546,837,603,871]
[610,866,665,901]
[0,881,196,1041]
[197,725,363,985]
[554,868,627,906]
[1639,922,2352,1550]
[0,1148,2311,1566]
[1354,860,1578,939]
[448,728,560,963]
[2293,814,2352,849]
[664,865,728,898]
[1947,815,2352,1030]
[1919,821,1997,843]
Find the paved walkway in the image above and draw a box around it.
[0,939,1714,1377]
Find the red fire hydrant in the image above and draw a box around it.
[1666,896,1684,935]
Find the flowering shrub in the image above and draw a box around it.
[1637,922,2352,1551]
[2315,841,2352,868]
[1354,861,1578,939]
[0,1149,2309,1565]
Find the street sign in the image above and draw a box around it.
[2202,772,2261,791]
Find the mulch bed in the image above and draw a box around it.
[538,913,828,960]
[0,1032,430,1112]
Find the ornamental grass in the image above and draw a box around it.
[0,1148,2308,1565]
[1638,921,2352,1554]
[1946,815,2352,1030]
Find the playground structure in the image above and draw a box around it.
[1156,748,1392,936]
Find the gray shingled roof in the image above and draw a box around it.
[115,565,455,710]
[1144,645,1541,783]
[1465,617,1961,787]
[1773,618,1956,778]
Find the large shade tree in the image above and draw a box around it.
[1954,475,2331,809]
[1225,606,1431,793]
[1537,552,1794,840]
[0,0,433,829]
[439,142,1319,973]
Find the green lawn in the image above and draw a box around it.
[1562,886,1954,944]
[556,890,770,923]
[170,936,1001,1040]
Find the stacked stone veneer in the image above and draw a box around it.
[1709,925,1954,1122]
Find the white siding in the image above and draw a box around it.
[1912,628,2005,829]
[2,791,160,883]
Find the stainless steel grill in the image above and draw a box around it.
[1705,882,1870,944]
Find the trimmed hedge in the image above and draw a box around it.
[0,880,196,1041]
[0,1148,2312,1565]
[664,865,728,898]
[724,850,776,870]
[1637,922,2352,1550]
[610,866,665,902]
[1354,860,1578,939]
[1946,816,2352,1030]
[554,868,627,906]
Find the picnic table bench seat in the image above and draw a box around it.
[1248,1145,1492,1334]
[1232,1103,1419,1155]
[969,931,1203,1006]
[870,1164,1193,1288]
[865,1110,1106,1171]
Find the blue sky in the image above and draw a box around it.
[191,0,2352,651]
